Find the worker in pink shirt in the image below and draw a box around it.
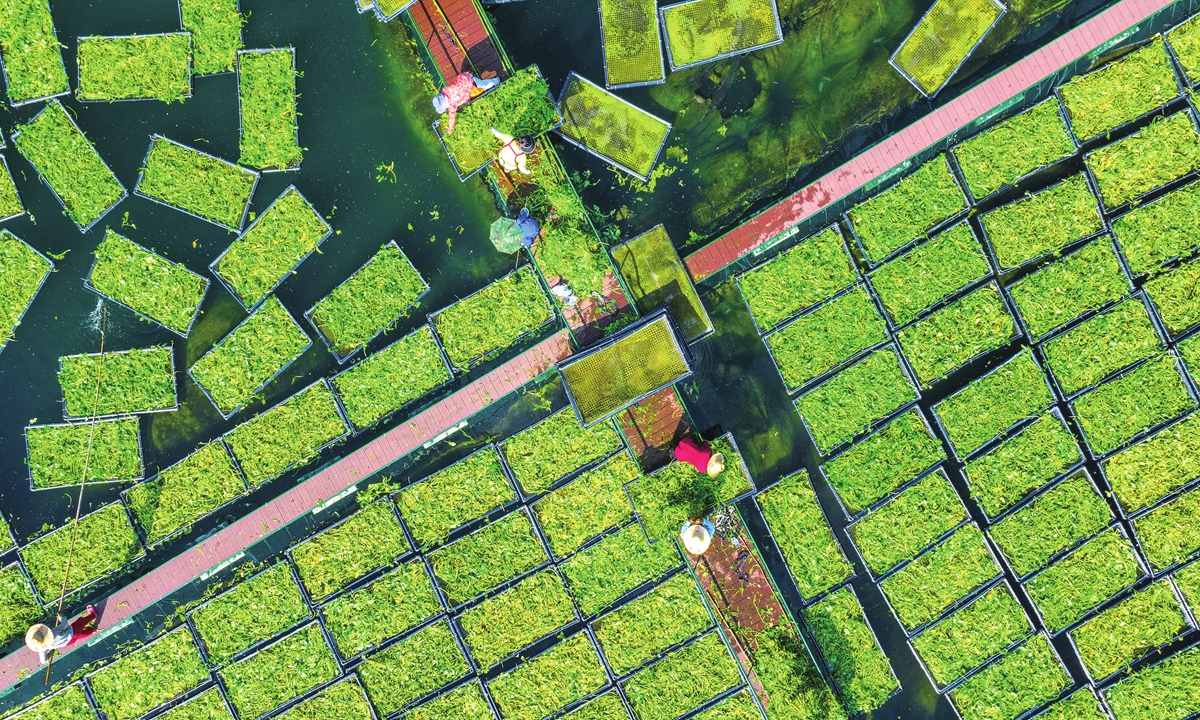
[432,71,499,134]
[674,436,726,477]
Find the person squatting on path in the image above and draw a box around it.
[674,436,726,477]
[432,72,500,134]
[26,605,98,665]
[490,128,535,174]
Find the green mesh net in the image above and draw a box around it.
[600,0,665,86]
[661,0,783,69]
[557,73,671,179]
[891,0,1005,96]
[611,224,712,340]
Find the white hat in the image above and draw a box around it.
[26,624,52,652]
[706,453,726,477]
[681,523,712,555]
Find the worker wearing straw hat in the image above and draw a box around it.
[680,517,717,555]
[26,605,98,664]
[674,436,726,477]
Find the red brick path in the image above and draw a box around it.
[409,0,506,83]
[617,387,693,472]
[683,0,1178,282]
[0,332,572,690]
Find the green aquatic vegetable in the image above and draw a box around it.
[870,223,989,326]
[215,188,331,308]
[0,565,42,648]
[1111,179,1200,276]
[21,502,141,598]
[963,412,1081,518]
[1103,413,1200,514]
[600,0,664,86]
[1024,527,1141,631]
[523,149,611,299]
[952,97,1074,199]
[223,381,348,487]
[188,296,310,415]
[89,628,208,720]
[76,33,191,102]
[407,681,492,720]
[534,452,637,557]
[179,0,244,74]
[322,560,439,658]
[0,0,67,103]
[59,345,175,418]
[13,101,125,228]
[689,692,764,720]
[220,623,338,720]
[850,470,966,576]
[489,633,608,720]
[275,680,373,720]
[558,692,629,720]
[432,265,552,371]
[989,472,1111,576]
[948,634,1070,720]
[458,569,576,668]
[1036,688,1108,720]
[358,620,469,716]
[136,136,257,230]
[897,283,1015,388]
[558,75,670,179]
[560,522,680,616]
[935,349,1052,457]
[1174,560,1200,619]
[1073,353,1195,455]
[621,633,742,720]
[5,685,93,720]
[625,436,751,540]
[191,563,309,664]
[291,501,408,599]
[911,584,1031,688]
[661,0,782,68]
[1170,12,1200,84]
[155,687,231,720]
[1104,645,1200,720]
[822,409,942,515]
[848,156,965,263]
[126,441,245,545]
[1087,111,1200,207]
[309,243,426,358]
[745,626,846,720]
[0,158,23,218]
[593,572,712,674]
[795,346,917,455]
[805,587,898,714]
[1134,487,1200,571]
[1008,238,1130,340]
[0,230,51,349]
[238,49,301,170]
[757,469,852,598]
[331,326,450,431]
[437,67,561,174]
[1060,37,1178,140]
[88,230,207,335]
[1144,256,1200,335]
[1041,298,1161,395]
[891,0,1003,95]
[737,226,855,331]
[979,174,1102,270]
[428,510,546,604]
[879,523,998,631]
[502,407,622,494]
[397,445,513,546]
[1071,580,1188,680]
[767,286,887,390]
[26,417,142,488]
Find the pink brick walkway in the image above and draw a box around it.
[0,331,572,689]
[684,0,1177,281]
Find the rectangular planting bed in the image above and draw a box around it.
[978,174,1102,271]
[755,469,852,600]
[21,501,142,600]
[330,325,452,432]
[88,627,209,720]
[868,222,990,327]
[237,48,301,171]
[6,684,92,720]
[405,681,491,720]
[659,0,783,70]
[222,379,349,488]
[963,411,1082,519]
[947,634,1071,720]
[12,100,125,230]
[1040,296,1162,397]
[0,230,52,354]
[1086,110,1200,209]
[1071,353,1195,456]
[86,230,208,337]
[135,136,259,231]
[847,154,966,265]
[1069,579,1191,682]
[735,225,856,333]
[1111,179,1200,277]
[0,0,68,105]
[610,225,710,339]
[592,572,712,675]
[1134,486,1200,572]
[457,568,577,669]
[357,620,470,716]
[321,559,439,659]
[219,623,338,720]
[431,265,554,372]
[428,508,547,605]
[599,0,664,87]
[275,679,373,720]
[556,73,671,181]
[620,632,743,720]
[560,522,680,616]
[124,440,246,546]
[76,33,192,102]
[1007,237,1132,340]
[1023,526,1145,632]
[896,282,1017,388]
[397,445,515,547]
[155,687,231,720]
[951,97,1074,200]
[307,241,428,362]
[26,417,142,489]
[188,296,311,417]
[500,406,623,495]
[1145,255,1200,336]
[488,632,608,720]
[211,187,332,309]
[1058,37,1180,142]
[889,0,1005,97]
[533,452,638,558]
[190,562,310,665]
[178,0,244,75]
[0,156,24,221]
[849,469,967,578]
[804,585,900,714]
[1102,413,1200,515]
[290,500,409,599]
[59,345,176,419]
[988,471,1111,577]
[1103,644,1200,720]
[765,285,887,392]
[0,563,41,648]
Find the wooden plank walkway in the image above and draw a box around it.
[409,0,506,83]
[0,332,572,691]
[617,387,692,472]
[683,0,1177,282]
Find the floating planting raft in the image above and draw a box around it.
[610,225,710,339]
[805,586,900,714]
[331,325,451,432]
[556,73,671,181]
[756,469,852,600]
[430,265,554,372]
[124,441,247,546]
[0,156,23,221]
[0,0,68,106]
[501,405,623,494]
[12,100,126,231]
[211,186,332,309]
[434,66,562,180]
[889,0,1006,97]
[659,0,783,70]
[58,345,177,419]
[766,285,887,392]
[397,444,515,547]
[598,0,664,87]
[238,48,302,171]
[0,230,51,355]
[86,230,209,337]
[20,502,143,599]
[25,417,143,490]
[559,311,691,427]
[373,0,418,21]
[735,225,856,333]
[135,135,260,231]
[89,626,208,720]
[179,0,243,74]
[1059,37,1180,142]
[952,97,1075,201]
[76,33,193,103]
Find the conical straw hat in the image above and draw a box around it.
[681,523,712,555]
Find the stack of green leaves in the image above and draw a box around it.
[291,501,408,599]
[1145,256,1200,335]
[850,470,966,576]
[621,633,743,720]
[804,586,898,714]
[331,326,451,431]
[179,0,244,75]
[88,231,207,336]
[126,441,246,546]
[948,634,1071,720]
[238,49,302,170]
[59,346,176,417]
[458,569,576,668]
[322,560,439,658]
[0,0,68,103]
[136,136,257,230]
[756,470,852,598]
[592,572,712,674]
[869,223,990,326]
[1072,353,1195,455]
[0,230,52,349]
[766,287,887,390]
[76,33,192,102]
[979,174,1102,270]
[437,67,561,174]
[1087,111,1200,207]
[397,445,513,546]
[560,522,680,616]
[963,412,1081,518]
[1111,179,1200,276]
[432,266,552,371]
[847,156,966,263]
[1103,644,1200,720]
[533,453,637,557]
[625,436,751,540]
[1024,527,1143,631]
[737,226,856,332]
[357,621,469,716]
[897,283,1016,387]
[822,409,943,516]
[934,349,1052,457]
[1008,239,1130,340]
[274,680,373,720]
[220,623,338,720]
[1059,38,1178,141]
[489,632,608,720]
[0,565,41,647]
[911,583,1032,688]
[21,502,142,598]
[879,523,999,631]
[1103,414,1200,514]
[1134,487,1200,572]
[428,509,546,604]
[191,563,309,664]
[989,472,1112,576]
[952,98,1074,199]
[1042,298,1162,396]
[1070,580,1189,680]
[26,417,142,488]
